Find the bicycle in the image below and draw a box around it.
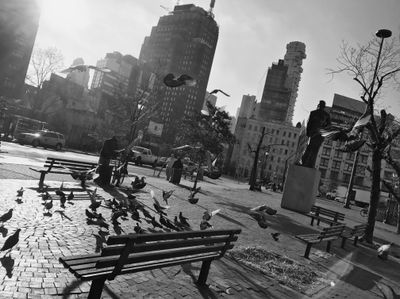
[111,150,129,187]
[360,207,368,217]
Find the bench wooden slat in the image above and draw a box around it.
[46,157,97,164]
[106,229,241,245]
[102,235,238,257]
[78,253,220,281]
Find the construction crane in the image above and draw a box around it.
[208,0,216,17]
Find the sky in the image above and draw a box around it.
[34,0,400,125]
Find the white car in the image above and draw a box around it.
[17,130,66,151]
[130,146,167,166]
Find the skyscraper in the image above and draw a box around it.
[139,3,219,143]
[0,0,40,98]
[284,41,306,124]
[257,60,291,122]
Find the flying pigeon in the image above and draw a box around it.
[202,209,221,221]
[0,229,21,252]
[210,89,230,97]
[61,64,111,74]
[377,243,393,260]
[163,73,196,88]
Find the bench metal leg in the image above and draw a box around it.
[353,236,359,247]
[197,260,212,286]
[38,172,46,189]
[341,237,347,249]
[317,219,321,226]
[310,218,314,226]
[304,244,312,259]
[88,278,106,299]
[326,241,332,253]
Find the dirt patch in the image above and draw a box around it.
[228,246,331,295]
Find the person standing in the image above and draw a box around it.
[165,153,176,181]
[95,136,119,186]
[170,156,183,185]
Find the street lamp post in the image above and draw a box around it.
[343,29,392,209]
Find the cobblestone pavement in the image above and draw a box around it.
[0,179,301,298]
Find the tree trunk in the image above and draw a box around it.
[249,127,265,191]
[365,149,382,243]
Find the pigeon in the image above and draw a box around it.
[140,207,152,219]
[134,223,145,234]
[67,191,74,202]
[93,234,105,252]
[151,190,168,215]
[271,233,280,241]
[162,190,174,205]
[16,187,24,197]
[43,200,53,213]
[151,216,163,229]
[210,89,230,97]
[160,215,178,231]
[111,210,128,223]
[203,209,221,221]
[55,182,65,197]
[131,176,146,190]
[0,229,21,252]
[130,209,141,223]
[174,216,185,231]
[59,194,67,209]
[42,192,51,201]
[163,73,196,88]
[377,243,393,260]
[200,220,213,230]
[179,212,190,227]
[0,254,15,278]
[61,64,111,74]
[0,209,13,225]
[85,209,98,219]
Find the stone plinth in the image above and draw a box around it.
[281,164,320,213]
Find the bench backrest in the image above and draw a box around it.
[311,205,345,221]
[99,229,241,279]
[45,157,97,172]
[320,225,345,239]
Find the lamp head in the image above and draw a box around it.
[376,29,392,39]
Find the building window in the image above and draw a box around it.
[343,173,351,183]
[288,132,291,138]
[332,161,341,169]
[347,152,355,160]
[322,147,331,156]
[330,171,339,180]
[360,154,368,164]
[320,158,329,167]
[356,166,365,175]
[283,131,286,137]
[320,168,326,178]
[334,150,343,159]
[345,162,353,172]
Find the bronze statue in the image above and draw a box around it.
[300,100,331,168]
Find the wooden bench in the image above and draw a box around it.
[59,229,241,299]
[30,157,97,189]
[296,225,345,258]
[340,223,367,249]
[308,205,345,226]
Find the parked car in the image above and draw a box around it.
[16,130,65,151]
[129,146,166,166]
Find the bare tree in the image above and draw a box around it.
[26,47,64,89]
[329,30,400,242]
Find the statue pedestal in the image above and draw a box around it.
[281,165,320,213]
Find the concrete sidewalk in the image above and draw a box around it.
[0,176,399,298]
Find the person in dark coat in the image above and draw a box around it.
[95,136,119,186]
[170,157,183,184]
[300,101,331,168]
